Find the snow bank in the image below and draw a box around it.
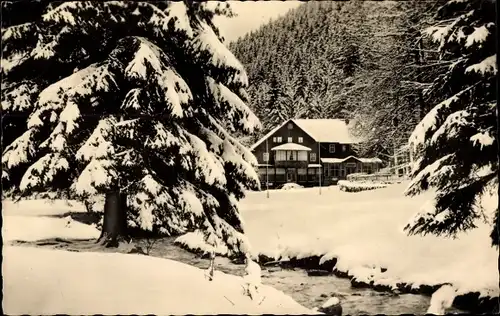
[338,180,388,192]
[239,183,499,299]
[2,198,86,217]
[175,230,229,256]
[281,183,304,190]
[3,215,100,242]
[2,246,313,315]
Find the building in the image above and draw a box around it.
[250,119,383,188]
[392,144,413,178]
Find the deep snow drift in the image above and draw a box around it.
[2,200,313,315]
[3,246,312,315]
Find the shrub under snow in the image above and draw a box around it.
[338,180,388,192]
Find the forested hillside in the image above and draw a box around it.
[230,1,443,155]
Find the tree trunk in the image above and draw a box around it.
[97,191,128,248]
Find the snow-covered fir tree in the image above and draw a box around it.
[1,1,261,252]
[404,0,498,246]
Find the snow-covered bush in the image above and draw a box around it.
[338,180,387,192]
[280,183,304,190]
[1,1,261,254]
[404,0,498,246]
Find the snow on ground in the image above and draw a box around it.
[2,198,100,242]
[2,198,86,216]
[3,215,100,242]
[239,182,499,298]
[2,198,312,315]
[3,246,312,315]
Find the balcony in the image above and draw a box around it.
[270,143,312,168]
[274,160,309,168]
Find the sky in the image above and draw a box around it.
[213,1,303,43]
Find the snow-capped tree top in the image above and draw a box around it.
[405,0,497,246]
[2,1,260,256]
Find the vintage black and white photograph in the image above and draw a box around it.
[1,0,498,315]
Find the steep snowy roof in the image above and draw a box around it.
[292,119,357,144]
[271,143,311,151]
[250,119,358,151]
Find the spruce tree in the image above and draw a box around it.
[404,0,498,246]
[1,1,261,253]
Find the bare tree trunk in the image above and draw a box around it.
[97,191,128,248]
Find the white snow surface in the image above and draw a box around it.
[427,284,457,315]
[239,182,499,298]
[2,129,36,168]
[293,119,357,144]
[465,54,497,76]
[2,246,312,315]
[3,216,100,242]
[338,180,388,192]
[19,153,69,191]
[465,23,493,48]
[281,183,304,190]
[165,1,193,37]
[175,230,229,256]
[2,199,312,314]
[471,131,495,148]
[190,22,248,87]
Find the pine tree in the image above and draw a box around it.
[404,0,498,246]
[1,1,261,253]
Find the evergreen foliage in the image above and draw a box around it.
[404,0,498,246]
[1,1,261,255]
[230,1,440,156]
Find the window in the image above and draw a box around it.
[273,137,277,143]
[288,151,297,161]
[287,123,293,129]
[276,136,282,143]
[333,164,340,177]
[298,151,308,161]
[329,144,335,153]
[263,152,269,162]
[310,153,317,162]
[298,137,303,143]
[275,150,287,161]
[287,137,293,143]
[342,145,347,152]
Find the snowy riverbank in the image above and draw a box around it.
[237,183,498,310]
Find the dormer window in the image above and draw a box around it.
[329,144,335,153]
[287,123,293,129]
[298,137,303,143]
[287,137,293,143]
[342,145,347,152]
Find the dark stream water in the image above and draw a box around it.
[13,237,467,315]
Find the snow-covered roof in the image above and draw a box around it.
[321,156,383,164]
[308,164,322,168]
[271,143,311,151]
[249,121,289,151]
[250,119,358,151]
[292,119,358,144]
